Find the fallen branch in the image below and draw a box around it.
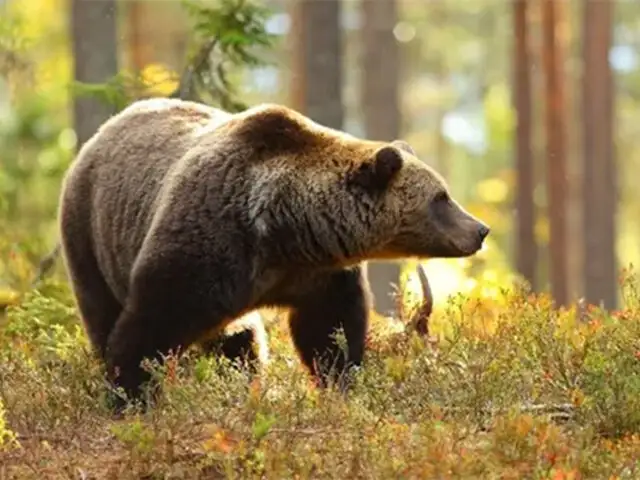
[446,402,575,422]
[409,263,434,336]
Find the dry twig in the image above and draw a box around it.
[409,263,434,336]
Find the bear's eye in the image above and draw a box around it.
[432,191,449,204]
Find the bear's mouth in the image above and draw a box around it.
[432,237,484,259]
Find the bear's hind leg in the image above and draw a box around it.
[199,310,270,372]
[60,237,122,360]
[288,267,369,390]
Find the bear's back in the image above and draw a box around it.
[61,98,233,303]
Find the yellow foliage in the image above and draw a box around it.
[139,63,179,97]
[465,202,511,237]
[0,287,20,307]
[400,240,515,317]
[0,397,19,450]
[536,216,550,244]
[570,388,585,407]
[483,82,516,144]
[7,0,71,100]
[514,414,535,438]
[476,177,509,204]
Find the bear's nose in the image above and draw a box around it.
[478,225,490,241]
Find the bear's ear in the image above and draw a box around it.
[391,139,416,156]
[349,145,403,191]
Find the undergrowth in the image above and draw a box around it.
[0,268,639,479]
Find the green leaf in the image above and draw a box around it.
[251,411,276,441]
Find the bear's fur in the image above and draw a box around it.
[57,98,489,407]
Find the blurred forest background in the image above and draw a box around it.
[0,0,631,318]
[4,2,640,476]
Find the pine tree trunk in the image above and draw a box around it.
[581,0,617,309]
[541,0,569,306]
[360,0,401,317]
[513,0,537,290]
[70,0,119,148]
[289,0,344,129]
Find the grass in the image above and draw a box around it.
[1,268,640,479]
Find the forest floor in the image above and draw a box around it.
[1,275,640,479]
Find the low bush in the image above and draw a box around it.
[0,268,639,478]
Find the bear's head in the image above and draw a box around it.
[231,104,489,267]
[344,139,490,262]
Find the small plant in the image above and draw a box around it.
[0,11,33,81]
[110,419,156,457]
[251,411,276,441]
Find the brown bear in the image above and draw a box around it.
[57,98,489,408]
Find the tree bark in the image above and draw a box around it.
[70,0,119,148]
[541,0,569,306]
[513,0,537,290]
[581,0,617,309]
[289,0,344,129]
[360,0,402,317]
[361,0,400,141]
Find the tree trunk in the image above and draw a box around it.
[541,0,569,307]
[360,0,402,317]
[581,0,617,309]
[70,0,119,148]
[124,1,188,74]
[513,0,537,290]
[289,0,344,129]
[563,3,583,306]
[127,0,149,71]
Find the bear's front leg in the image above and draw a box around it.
[105,306,168,408]
[288,266,370,390]
[104,255,236,411]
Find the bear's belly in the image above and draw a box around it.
[250,265,326,309]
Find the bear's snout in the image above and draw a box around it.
[451,212,489,256]
[477,224,490,243]
[466,220,489,253]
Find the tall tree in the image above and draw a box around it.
[562,2,583,305]
[124,1,189,74]
[127,0,148,71]
[289,0,344,128]
[360,0,402,317]
[581,0,617,309]
[69,0,119,148]
[513,0,537,290]
[541,0,569,306]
